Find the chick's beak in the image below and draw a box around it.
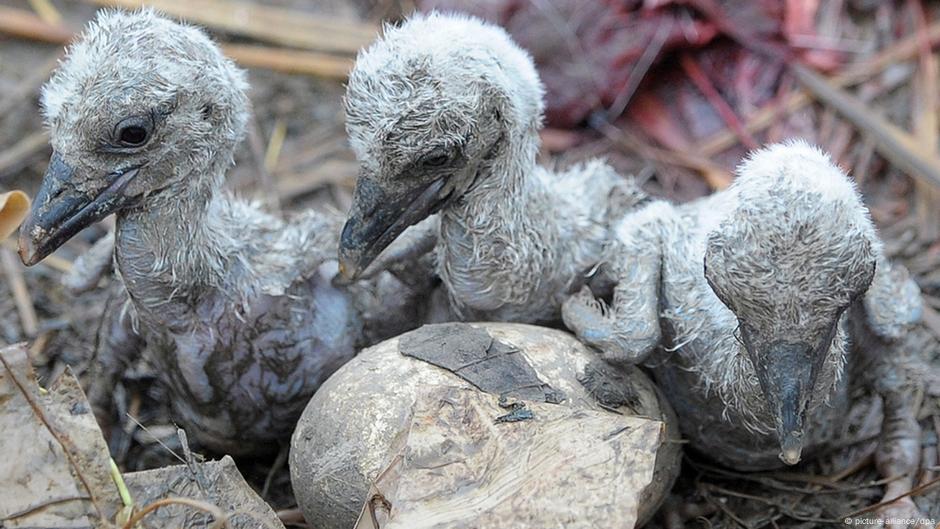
[338,175,449,280]
[19,152,140,266]
[753,341,816,466]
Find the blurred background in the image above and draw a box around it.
[1,0,939,526]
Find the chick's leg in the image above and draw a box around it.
[854,259,931,528]
[872,372,929,529]
[863,258,923,341]
[563,224,662,365]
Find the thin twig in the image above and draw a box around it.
[82,0,376,55]
[839,474,940,518]
[246,117,279,213]
[606,19,671,121]
[261,443,289,499]
[701,481,753,528]
[909,0,940,241]
[696,17,940,156]
[1,495,92,520]
[264,119,288,175]
[125,413,186,464]
[591,115,733,189]
[0,6,73,43]
[2,248,38,337]
[0,7,356,80]
[691,457,894,494]
[120,497,230,529]
[703,483,838,524]
[679,52,758,149]
[27,0,61,24]
[277,159,359,202]
[222,44,352,80]
[790,62,940,189]
[1,240,72,273]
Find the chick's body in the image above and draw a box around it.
[638,193,850,469]
[563,142,926,521]
[339,13,646,325]
[113,200,362,452]
[563,142,917,464]
[20,10,428,453]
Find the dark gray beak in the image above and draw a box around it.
[19,152,140,266]
[338,176,449,280]
[752,341,816,465]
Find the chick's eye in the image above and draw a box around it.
[119,125,149,146]
[421,152,450,168]
[111,115,153,149]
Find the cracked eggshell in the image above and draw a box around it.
[289,322,680,529]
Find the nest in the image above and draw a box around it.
[0,0,938,527]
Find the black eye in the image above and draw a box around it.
[119,125,148,146]
[111,115,154,149]
[421,152,450,168]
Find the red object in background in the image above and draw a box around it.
[416,0,841,128]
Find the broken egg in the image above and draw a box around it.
[290,322,682,529]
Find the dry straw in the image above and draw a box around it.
[0,191,29,240]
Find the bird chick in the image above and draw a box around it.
[563,141,926,521]
[337,12,645,323]
[19,9,427,454]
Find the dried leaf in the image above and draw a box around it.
[0,343,120,528]
[0,343,283,529]
[0,190,30,241]
[124,456,285,529]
